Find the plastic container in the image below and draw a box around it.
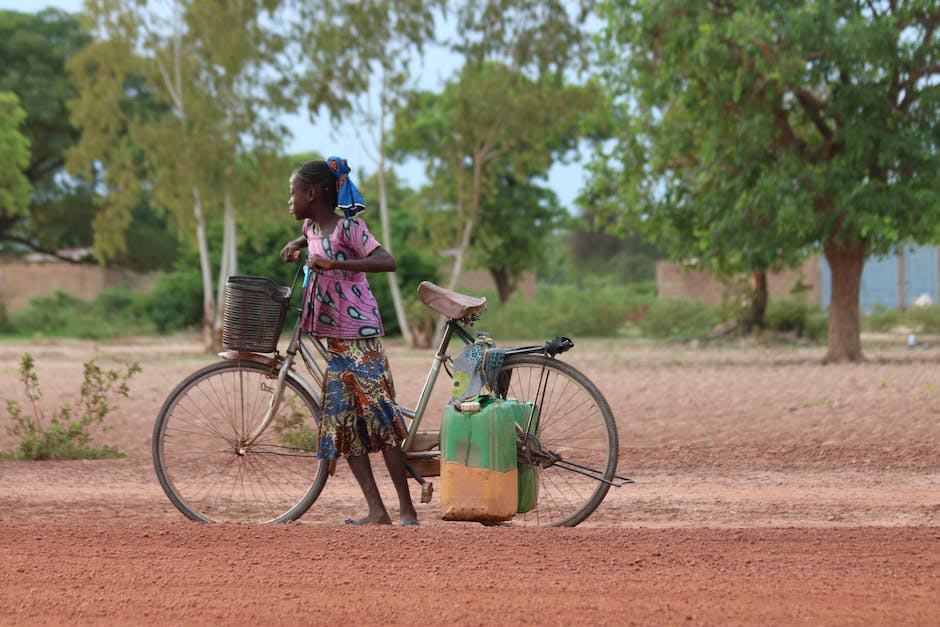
[515,403,540,514]
[440,398,524,522]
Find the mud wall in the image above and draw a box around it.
[656,257,823,306]
[0,260,155,311]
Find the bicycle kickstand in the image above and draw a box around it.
[403,458,434,504]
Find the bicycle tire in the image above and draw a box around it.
[492,354,618,527]
[153,360,329,523]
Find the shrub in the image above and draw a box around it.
[636,299,716,341]
[903,304,940,334]
[764,299,828,342]
[4,353,139,460]
[863,303,904,332]
[478,281,653,341]
[136,268,204,333]
[6,288,156,339]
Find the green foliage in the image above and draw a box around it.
[4,353,138,460]
[764,299,828,342]
[0,9,94,256]
[902,305,940,335]
[636,299,717,342]
[862,304,940,335]
[7,288,156,339]
[271,396,317,453]
[478,281,654,340]
[0,9,87,187]
[0,91,31,220]
[137,269,204,334]
[594,0,940,360]
[861,303,904,332]
[392,60,603,293]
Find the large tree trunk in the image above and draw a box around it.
[823,240,865,363]
[489,267,516,304]
[746,271,768,331]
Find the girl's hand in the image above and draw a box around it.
[280,242,303,263]
[306,254,333,272]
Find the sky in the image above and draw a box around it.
[3,0,589,208]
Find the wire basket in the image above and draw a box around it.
[221,276,292,353]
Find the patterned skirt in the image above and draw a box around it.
[316,337,409,460]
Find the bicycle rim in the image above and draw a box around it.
[494,354,618,527]
[153,360,329,523]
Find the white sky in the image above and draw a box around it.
[3,0,588,208]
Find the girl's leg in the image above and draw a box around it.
[346,453,392,525]
[381,446,418,524]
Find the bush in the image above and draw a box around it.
[479,281,655,341]
[3,353,139,460]
[764,299,828,342]
[7,288,156,339]
[903,304,940,334]
[136,268,204,333]
[636,299,716,341]
[863,303,904,332]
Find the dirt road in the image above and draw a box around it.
[1,336,938,624]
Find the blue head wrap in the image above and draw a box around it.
[327,156,366,218]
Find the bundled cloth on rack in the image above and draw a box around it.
[449,336,508,403]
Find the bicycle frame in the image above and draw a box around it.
[231,305,470,456]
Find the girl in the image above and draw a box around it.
[280,157,418,526]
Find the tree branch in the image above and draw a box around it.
[794,88,833,140]
[25,156,66,185]
[1,234,90,263]
[770,104,801,150]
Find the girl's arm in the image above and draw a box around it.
[308,246,396,273]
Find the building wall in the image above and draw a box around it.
[452,268,538,301]
[656,257,823,306]
[0,259,155,311]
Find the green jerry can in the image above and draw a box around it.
[514,403,540,515]
[441,397,529,522]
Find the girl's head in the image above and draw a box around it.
[289,160,337,221]
[289,156,366,221]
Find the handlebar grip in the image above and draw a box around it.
[302,265,311,288]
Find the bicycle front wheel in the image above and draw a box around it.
[153,360,329,523]
[493,354,618,527]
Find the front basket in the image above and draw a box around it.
[221,276,292,353]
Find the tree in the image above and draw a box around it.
[0,9,97,258]
[594,0,940,361]
[0,9,87,189]
[69,0,292,350]
[472,164,566,302]
[393,61,599,298]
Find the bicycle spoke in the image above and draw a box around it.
[495,354,618,527]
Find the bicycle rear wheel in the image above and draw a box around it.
[493,354,618,527]
[153,360,329,523]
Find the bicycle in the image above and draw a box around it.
[152,267,632,527]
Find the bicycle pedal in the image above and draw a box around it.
[420,481,434,504]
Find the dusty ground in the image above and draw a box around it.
[1,334,938,625]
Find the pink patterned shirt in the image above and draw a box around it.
[300,216,385,339]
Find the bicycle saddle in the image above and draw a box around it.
[418,281,487,320]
